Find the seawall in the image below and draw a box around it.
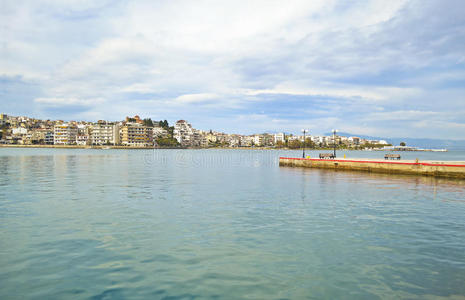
[279,157,465,179]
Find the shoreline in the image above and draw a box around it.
[0,144,405,151]
[0,144,159,150]
[0,144,462,151]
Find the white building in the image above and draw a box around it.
[287,135,300,141]
[54,123,78,145]
[174,120,200,146]
[253,135,264,146]
[201,132,217,147]
[240,136,253,147]
[76,135,89,146]
[228,135,241,147]
[153,126,169,138]
[12,127,28,135]
[91,122,120,145]
[274,133,285,144]
[348,137,360,145]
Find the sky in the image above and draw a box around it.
[1,0,465,138]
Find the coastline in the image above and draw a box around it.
[0,144,397,151]
[0,144,156,150]
[1,144,461,152]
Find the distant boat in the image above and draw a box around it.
[102,146,111,150]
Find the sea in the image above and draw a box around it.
[1,148,464,299]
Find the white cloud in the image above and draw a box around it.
[242,84,421,104]
[119,0,329,53]
[244,86,383,101]
[173,93,218,104]
[34,97,105,106]
[120,83,158,94]
[2,0,465,139]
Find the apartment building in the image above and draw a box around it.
[91,122,120,145]
[228,135,241,147]
[240,136,253,147]
[153,126,169,138]
[54,123,78,145]
[120,124,153,147]
[29,129,49,144]
[76,135,90,146]
[263,134,274,146]
[174,120,201,147]
[0,114,7,126]
[45,131,54,145]
[12,127,28,135]
[274,132,285,144]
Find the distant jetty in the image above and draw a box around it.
[374,146,447,152]
[279,157,465,179]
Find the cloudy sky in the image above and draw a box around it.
[1,0,465,138]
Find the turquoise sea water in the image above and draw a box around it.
[1,148,465,299]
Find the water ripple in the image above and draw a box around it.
[1,149,464,299]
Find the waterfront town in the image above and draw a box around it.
[0,113,390,149]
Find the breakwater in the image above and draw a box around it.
[279,157,465,179]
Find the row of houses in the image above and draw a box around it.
[173,120,278,147]
[52,122,155,147]
[173,120,388,148]
[1,114,389,148]
[1,114,157,147]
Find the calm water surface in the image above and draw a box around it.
[1,149,465,299]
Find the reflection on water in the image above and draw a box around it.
[1,148,465,299]
[281,165,465,196]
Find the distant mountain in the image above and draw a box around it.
[324,132,465,150]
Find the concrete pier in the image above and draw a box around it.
[279,157,465,179]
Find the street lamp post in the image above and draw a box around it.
[302,129,308,158]
[332,129,338,158]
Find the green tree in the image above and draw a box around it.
[143,118,154,127]
[276,140,285,148]
[304,138,315,149]
[400,142,406,146]
[288,140,301,149]
[155,137,179,147]
[168,126,174,136]
[159,120,169,129]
